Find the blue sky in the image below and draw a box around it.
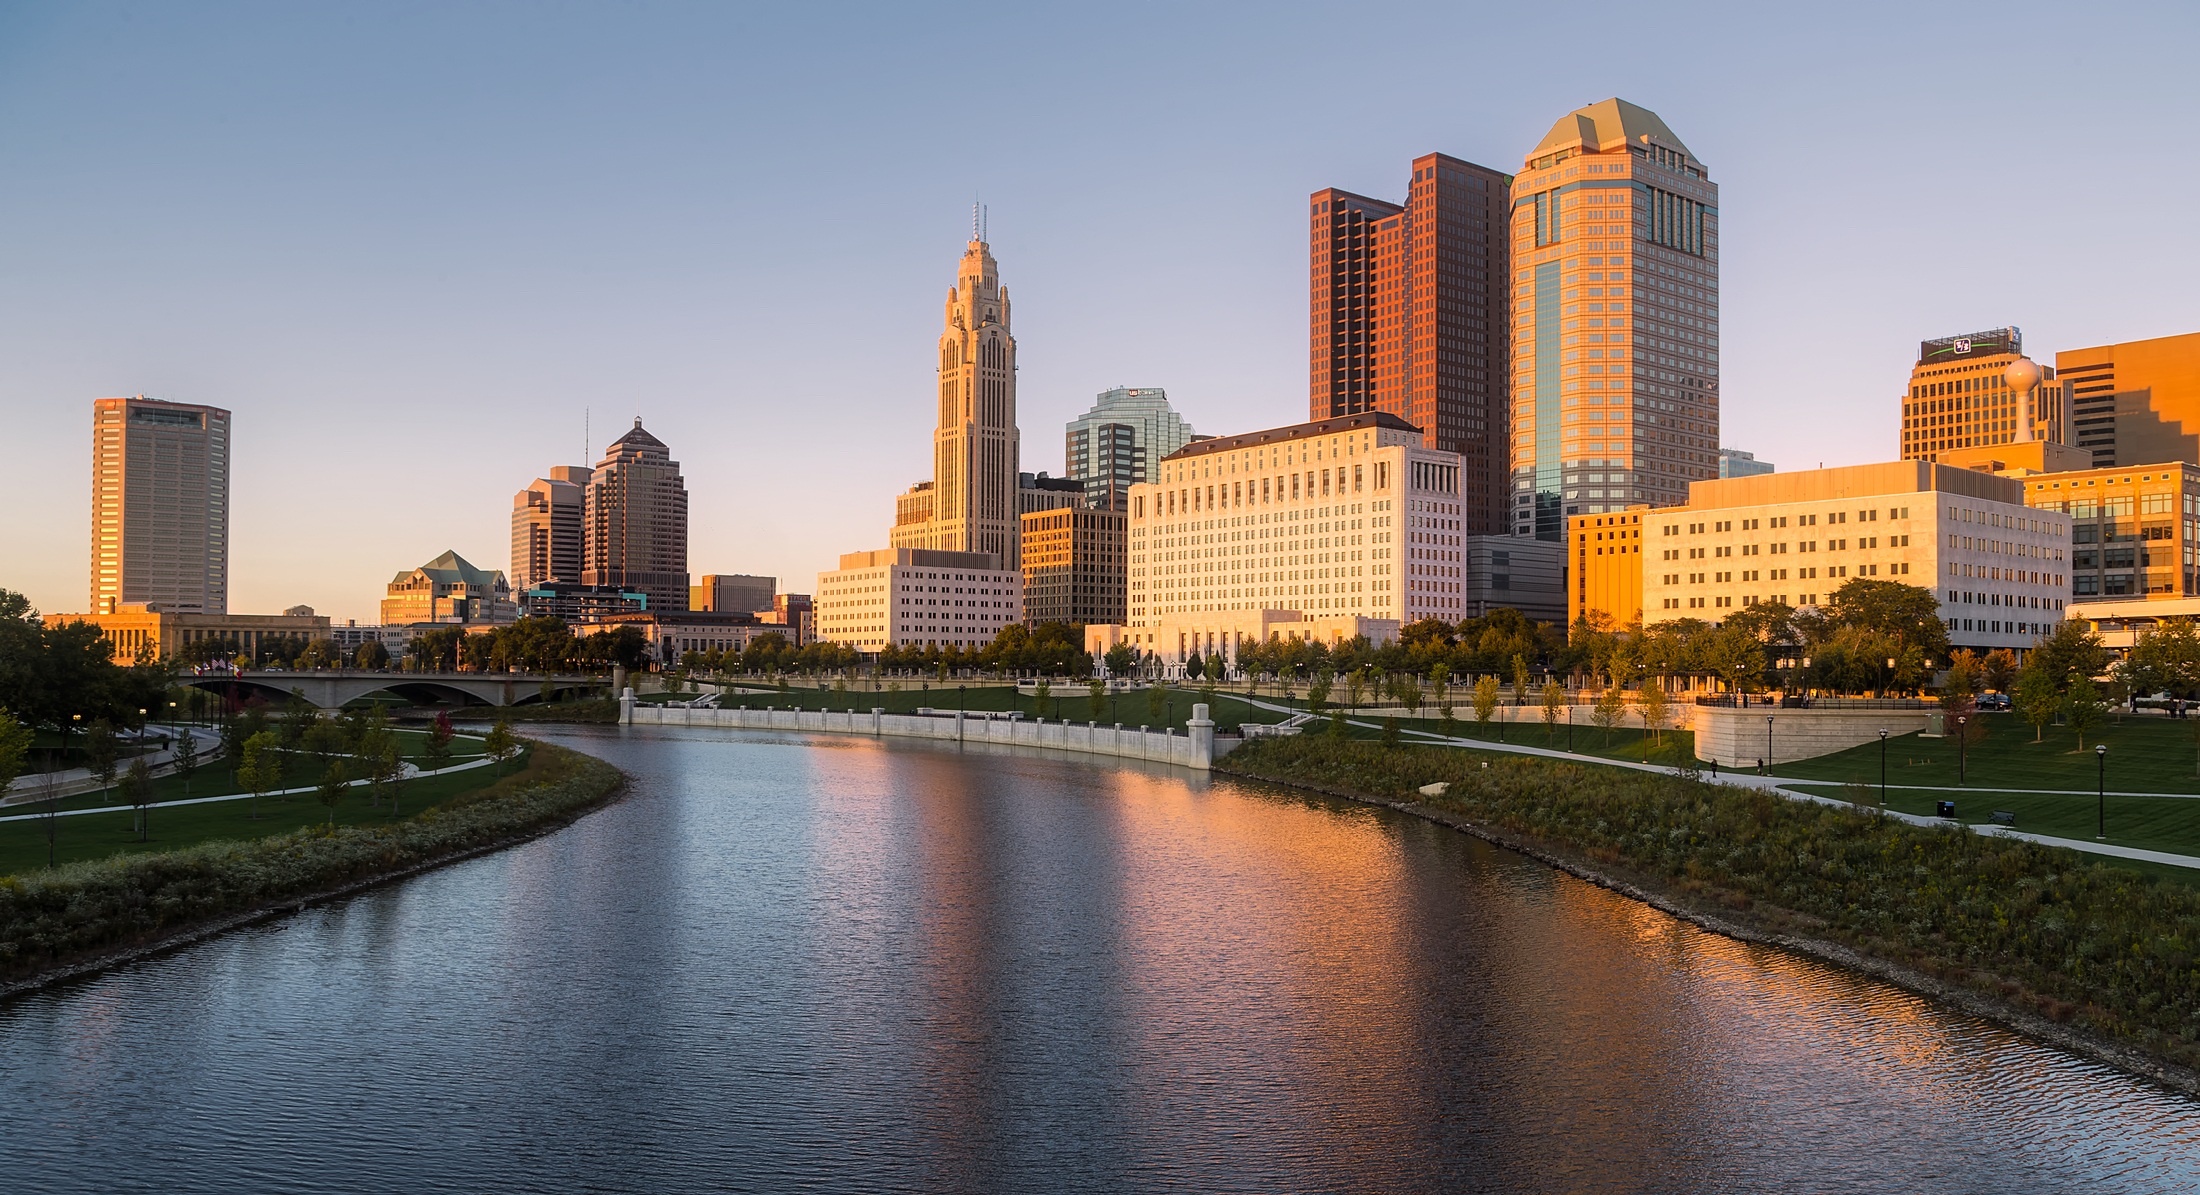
[4,1,2195,623]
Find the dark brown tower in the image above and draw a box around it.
[1310,153,1511,533]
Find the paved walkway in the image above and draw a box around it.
[0,754,499,824]
[1226,695,2200,872]
[2,725,223,803]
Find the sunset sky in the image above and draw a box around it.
[4,1,2195,623]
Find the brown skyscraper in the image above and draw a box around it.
[582,419,690,614]
[1311,153,1511,532]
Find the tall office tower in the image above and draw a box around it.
[1064,386,1197,511]
[1311,153,1512,532]
[1899,328,2069,462]
[89,396,231,615]
[582,419,690,614]
[510,465,592,593]
[1509,98,1719,542]
[2055,330,2200,467]
[891,231,1023,568]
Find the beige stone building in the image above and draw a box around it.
[1088,611,1396,675]
[891,233,1023,570]
[45,606,329,666]
[90,396,231,615]
[1021,507,1126,627]
[511,465,590,593]
[1509,99,1720,542]
[381,551,517,627]
[1642,461,2071,652]
[1123,411,1467,630]
[814,549,1023,653]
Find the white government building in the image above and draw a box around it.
[814,548,1024,653]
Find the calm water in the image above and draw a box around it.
[3,725,2197,1193]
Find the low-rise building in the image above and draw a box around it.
[691,573,776,615]
[517,582,651,623]
[1464,536,1565,623]
[575,611,784,667]
[2015,461,2200,600]
[43,605,330,665]
[1021,507,1126,627]
[380,550,517,627]
[1569,509,1647,628]
[814,549,1023,652]
[1642,460,2071,652]
[759,593,814,646]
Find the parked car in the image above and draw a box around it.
[1976,693,2012,712]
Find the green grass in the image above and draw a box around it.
[1222,735,2200,1073]
[1781,715,2200,794]
[1783,782,2200,859]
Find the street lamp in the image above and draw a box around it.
[1878,728,1889,808]
[2097,744,2109,840]
[1765,715,1774,767]
[1955,715,1968,785]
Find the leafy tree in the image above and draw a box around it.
[1391,674,1424,718]
[484,719,520,776]
[1308,668,1333,716]
[1472,675,1500,737]
[357,724,400,810]
[423,712,456,774]
[1638,680,1671,744]
[1823,578,1952,660]
[1541,679,1564,742]
[1981,648,2019,695]
[173,725,201,795]
[1103,642,1137,678]
[1510,654,1530,705]
[238,730,282,819]
[301,717,347,773]
[1087,679,1106,721]
[1939,650,1982,716]
[1348,666,1370,712]
[2121,619,2200,700]
[1146,683,1166,724]
[280,690,317,748]
[1033,678,1051,704]
[2064,679,2107,751]
[2030,618,2109,693]
[122,757,155,841]
[316,759,349,825]
[1184,653,1204,681]
[2014,664,2060,744]
[84,718,119,802]
[354,640,392,669]
[0,709,31,796]
[1592,685,1627,747]
[1381,716,1400,747]
[1427,664,1448,717]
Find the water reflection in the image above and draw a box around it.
[0,724,2193,1194]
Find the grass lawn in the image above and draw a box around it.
[0,743,531,877]
[1782,780,2200,859]
[1779,714,2200,794]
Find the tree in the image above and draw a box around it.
[1982,648,2019,695]
[1939,650,1982,716]
[316,759,349,826]
[1308,668,1333,716]
[484,719,520,776]
[1511,653,1531,705]
[354,640,391,670]
[2122,619,2200,700]
[1348,666,1369,712]
[2030,618,2109,693]
[122,756,155,841]
[84,718,119,803]
[1708,627,1767,694]
[1593,685,1627,747]
[280,690,317,749]
[1184,653,1204,681]
[0,710,31,797]
[2014,664,2060,744]
[238,730,281,820]
[1391,674,1424,719]
[1472,675,1500,738]
[2064,679,2107,751]
[423,713,455,774]
[1146,683,1166,724]
[1103,642,1137,678]
[1541,679,1564,743]
[1088,679,1107,721]
[173,726,201,795]
[1034,677,1051,704]
[357,724,400,810]
[1638,680,1670,744]
[1823,578,1952,660]
[301,717,346,774]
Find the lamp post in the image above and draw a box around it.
[1765,715,1774,767]
[1878,728,1889,808]
[2097,744,2109,840]
[1955,715,1968,785]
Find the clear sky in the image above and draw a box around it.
[4,1,2194,624]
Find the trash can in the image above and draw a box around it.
[1936,800,1957,819]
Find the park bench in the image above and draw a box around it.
[1988,809,2017,827]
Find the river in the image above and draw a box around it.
[2,725,2196,1192]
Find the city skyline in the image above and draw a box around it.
[6,4,2199,623]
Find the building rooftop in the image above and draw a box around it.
[1160,411,1420,462]
[393,550,503,589]
[1529,97,1693,162]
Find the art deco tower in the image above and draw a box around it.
[892,231,1023,569]
[582,420,689,613]
[1509,98,1719,541]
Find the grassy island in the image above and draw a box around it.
[0,740,623,988]
[1220,736,2200,1084]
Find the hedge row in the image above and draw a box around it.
[0,743,622,982]
[1222,737,2200,1071]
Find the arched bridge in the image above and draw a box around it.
[180,670,611,710]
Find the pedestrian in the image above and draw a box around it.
[1710,758,1719,778]
[1757,757,1765,776]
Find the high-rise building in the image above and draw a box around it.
[89,396,231,615]
[1311,153,1512,532]
[1718,449,1775,478]
[1509,98,1720,542]
[1899,328,2068,462]
[583,419,690,614]
[1064,386,1198,511]
[2054,330,2200,468]
[1021,507,1127,627]
[691,574,776,615]
[891,233,1022,569]
[511,465,591,593]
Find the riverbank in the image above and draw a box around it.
[1218,736,2200,1096]
[0,740,625,995]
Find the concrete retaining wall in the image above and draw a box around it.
[624,696,1234,771]
[1694,705,1933,768]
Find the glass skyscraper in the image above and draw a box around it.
[1063,387,1197,511]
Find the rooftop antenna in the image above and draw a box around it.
[971,198,980,242]
[982,204,988,242]
[584,406,590,461]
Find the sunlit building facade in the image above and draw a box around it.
[89,396,231,615]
